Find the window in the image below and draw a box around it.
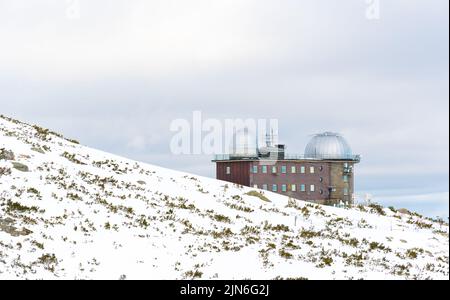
[291,166,296,173]
[300,166,305,174]
[343,188,349,196]
[310,166,315,174]
[281,184,287,192]
[281,166,287,174]
[291,184,296,192]
[272,184,278,192]
[272,166,277,174]
[262,165,267,174]
[310,184,315,192]
[300,184,306,192]
[252,165,258,174]
[262,184,268,190]
[343,175,348,182]
[226,166,231,175]
[253,184,258,188]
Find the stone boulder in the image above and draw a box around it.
[0,148,15,160]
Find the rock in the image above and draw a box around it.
[0,148,15,160]
[398,208,411,215]
[12,162,29,172]
[0,167,12,177]
[0,217,33,237]
[31,147,45,154]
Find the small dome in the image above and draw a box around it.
[305,132,353,159]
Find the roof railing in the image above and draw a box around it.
[213,153,361,162]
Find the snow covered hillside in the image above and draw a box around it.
[0,115,448,280]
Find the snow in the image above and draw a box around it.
[0,115,448,280]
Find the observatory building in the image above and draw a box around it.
[213,132,361,205]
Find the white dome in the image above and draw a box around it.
[305,132,353,159]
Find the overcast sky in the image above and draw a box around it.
[0,0,448,218]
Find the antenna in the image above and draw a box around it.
[265,133,271,147]
[244,127,248,154]
[256,127,260,152]
[271,128,274,145]
[232,127,236,154]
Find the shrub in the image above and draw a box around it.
[67,193,82,201]
[388,206,397,213]
[299,228,321,239]
[61,152,85,165]
[267,243,276,249]
[6,200,39,213]
[264,222,290,232]
[407,219,433,229]
[38,253,58,270]
[406,248,423,259]
[368,203,386,216]
[211,228,233,238]
[184,270,203,279]
[369,242,390,252]
[213,214,231,223]
[279,249,293,259]
[27,187,40,195]
[245,190,271,202]
[320,256,333,267]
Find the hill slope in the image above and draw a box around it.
[0,115,448,279]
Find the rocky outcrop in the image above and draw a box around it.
[0,218,33,237]
[0,167,12,177]
[0,148,15,161]
[11,162,29,172]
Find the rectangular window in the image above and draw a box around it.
[272,184,278,192]
[281,184,287,192]
[262,184,268,190]
[300,166,305,174]
[310,184,315,192]
[281,166,287,174]
[343,188,349,196]
[310,166,315,174]
[291,166,296,173]
[252,165,258,174]
[272,166,277,174]
[300,184,306,192]
[226,166,231,175]
[343,175,348,182]
[253,184,258,188]
[262,165,267,173]
[291,184,296,192]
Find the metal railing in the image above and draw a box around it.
[213,153,361,162]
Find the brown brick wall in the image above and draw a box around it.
[215,159,356,205]
[216,161,251,186]
[249,161,330,203]
[329,162,355,204]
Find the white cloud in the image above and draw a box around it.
[126,135,147,151]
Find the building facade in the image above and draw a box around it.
[213,132,360,205]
